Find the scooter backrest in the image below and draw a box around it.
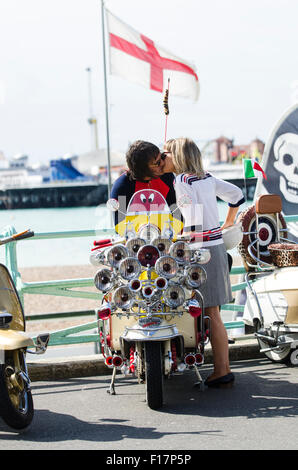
[255,194,282,215]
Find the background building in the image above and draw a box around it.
[214,136,265,163]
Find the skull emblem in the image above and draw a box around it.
[274,132,298,203]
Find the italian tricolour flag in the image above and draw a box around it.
[243,159,267,180]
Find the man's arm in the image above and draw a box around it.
[110,173,134,227]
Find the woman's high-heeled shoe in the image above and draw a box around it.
[204,372,235,388]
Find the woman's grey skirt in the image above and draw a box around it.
[196,243,233,308]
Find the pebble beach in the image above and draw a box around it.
[20,264,100,333]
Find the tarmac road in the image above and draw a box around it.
[0,357,297,451]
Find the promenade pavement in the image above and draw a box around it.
[1,355,297,450]
[27,337,262,381]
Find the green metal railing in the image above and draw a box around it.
[1,225,114,303]
[1,216,297,347]
[0,225,115,346]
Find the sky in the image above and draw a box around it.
[0,0,298,164]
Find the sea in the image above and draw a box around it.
[0,201,251,268]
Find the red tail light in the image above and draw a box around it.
[189,306,202,318]
[112,355,123,368]
[195,353,204,365]
[184,354,196,366]
[97,307,111,321]
[105,356,113,367]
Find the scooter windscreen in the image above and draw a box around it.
[0,264,25,331]
[114,189,183,240]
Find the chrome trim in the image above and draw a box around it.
[122,332,180,342]
[125,323,177,332]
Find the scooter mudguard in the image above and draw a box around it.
[0,329,34,350]
[121,320,180,343]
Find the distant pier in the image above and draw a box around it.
[0,177,255,210]
[0,182,108,210]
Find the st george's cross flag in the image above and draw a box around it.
[243,158,267,180]
[106,10,199,101]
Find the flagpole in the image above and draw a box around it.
[101,0,112,200]
[242,158,248,201]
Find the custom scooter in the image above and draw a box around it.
[90,190,212,410]
[237,194,298,366]
[0,229,50,429]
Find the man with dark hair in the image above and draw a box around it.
[110,140,176,226]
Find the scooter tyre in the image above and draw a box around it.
[0,362,34,430]
[144,341,163,410]
[255,321,293,366]
[257,338,292,365]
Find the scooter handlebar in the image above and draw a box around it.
[0,229,34,245]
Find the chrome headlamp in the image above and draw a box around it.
[119,257,142,280]
[129,278,142,292]
[142,284,156,299]
[94,268,113,292]
[194,248,211,265]
[185,264,207,288]
[138,224,160,242]
[137,244,160,267]
[125,237,146,257]
[154,277,168,290]
[163,284,185,308]
[89,251,105,266]
[152,237,172,255]
[155,256,178,279]
[113,286,133,309]
[170,241,192,264]
[106,244,128,268]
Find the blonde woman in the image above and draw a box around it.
[163,137,244,387]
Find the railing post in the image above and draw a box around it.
[1,225,24,306]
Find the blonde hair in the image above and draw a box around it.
[164,138,175,152]
[166,137,205,178]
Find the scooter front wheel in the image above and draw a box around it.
[0,350,34,430]
[144,341,163,410]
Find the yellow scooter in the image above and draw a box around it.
[0,229,49,430]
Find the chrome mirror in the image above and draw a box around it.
[106,198,120,212]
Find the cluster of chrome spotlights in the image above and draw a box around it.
[92,231,210,313]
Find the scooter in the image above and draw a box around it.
[90,189,211,409]
[0,229,50,430]
[237,194,298,366]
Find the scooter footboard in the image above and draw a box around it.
[0,330,34,351]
